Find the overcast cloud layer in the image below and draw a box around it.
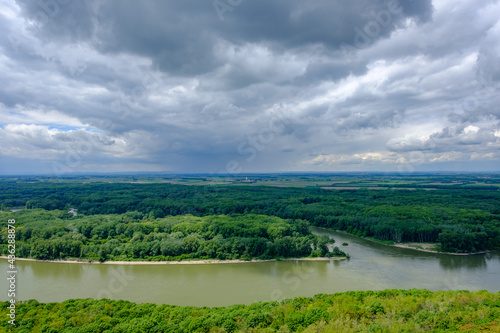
[0,0,499,175]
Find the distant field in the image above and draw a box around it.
[8,173,499,191]
[321,186,387,190]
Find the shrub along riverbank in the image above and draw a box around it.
[1,289,499,332]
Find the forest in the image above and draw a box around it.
[0,209,346,261]
[1,289,499,332]
[1,175,499,332]
[1,177,499,253]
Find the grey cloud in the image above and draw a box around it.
[295,60,368,85]
[430,126,498,146]
[399,0,433,23]
[476,47,500,84]
[15,0,96,42]
[15,0,433,78]
[387,125,500,153]
[336,108,405,131]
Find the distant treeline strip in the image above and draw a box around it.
[1,182,499,253]
[1,289,499,332]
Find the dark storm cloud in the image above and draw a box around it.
[15,0,95,41]
[294,60,368,86]
[15,0,432,77]
[398,0,433,22]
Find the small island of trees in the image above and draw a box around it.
[0,210,348,262]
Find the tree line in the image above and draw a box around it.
[0,210,346,261]
[1,289,499,332]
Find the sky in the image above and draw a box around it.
[0,0,499,175]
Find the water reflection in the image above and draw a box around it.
[27,260,85,277]
[438,254,487,270]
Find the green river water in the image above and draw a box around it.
[1,228,499,307]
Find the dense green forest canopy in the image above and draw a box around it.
[1,175,499,253]
[0,210,345,261]
[2,290,499,332]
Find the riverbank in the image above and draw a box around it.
[0,256,347,265]
[313,227,494,256]
[392,243,493,256]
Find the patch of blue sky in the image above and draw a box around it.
[47,125,102,134]
[48,125,80,131]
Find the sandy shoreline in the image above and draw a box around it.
[392,244,493,256]
[0,256,347,265]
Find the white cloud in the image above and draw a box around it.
[429,151,463,162]
[0,124,136,161]
[303,152,402,166]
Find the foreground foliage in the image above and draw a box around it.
[1,290,499,332]
[1,178,499,253]
[0,210,346,261]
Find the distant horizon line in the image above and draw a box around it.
[1,171,500,177]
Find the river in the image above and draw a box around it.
[1,228,499,307]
